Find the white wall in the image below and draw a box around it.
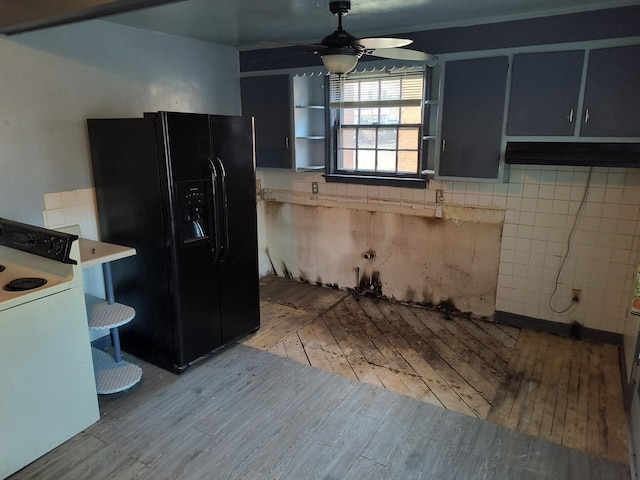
[0,20,241,226]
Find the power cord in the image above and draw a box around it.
[548,166,593,314]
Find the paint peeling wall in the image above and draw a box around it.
[260,188,504,317]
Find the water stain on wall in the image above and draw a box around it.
[264,200,502,317]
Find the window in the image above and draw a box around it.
[327,66,429,187]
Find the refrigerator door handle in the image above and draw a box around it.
[207,157,222,263]
[215,157,230,262]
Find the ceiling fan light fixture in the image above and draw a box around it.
[321,53,359,74]
[309,0,435,74]
[319,47,361,74]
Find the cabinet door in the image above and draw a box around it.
[240,75,292,169]
[439,56,508,179]
[581,45,640,137]
[507,51,584,136]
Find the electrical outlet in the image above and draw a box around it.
[255,179,261,191]
[312,182,319,195]
[436,190,444,203]
[571,289,581,304]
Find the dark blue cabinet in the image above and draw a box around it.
[241,75,292,169]
[581,45,640,137]
[507,51,585,136]
[439,56,509,179]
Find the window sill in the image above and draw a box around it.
[325,174,428,189]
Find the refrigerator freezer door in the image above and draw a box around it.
[88,118,176,371]
[162,112,223,367]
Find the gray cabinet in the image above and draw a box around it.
[439,56,509,179]
[506,44,640,139]
[581,44,640,137]
[241,75,292,169]
[507,51,584,136]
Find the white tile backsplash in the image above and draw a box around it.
[60,190,79,207]
[43,192,63,210]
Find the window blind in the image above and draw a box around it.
[329,66,426,107]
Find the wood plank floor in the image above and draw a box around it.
[9,345,630,479]
[244,275,630,465]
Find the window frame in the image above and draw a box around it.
[325,65,432,189]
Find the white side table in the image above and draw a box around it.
[80,238,142,394]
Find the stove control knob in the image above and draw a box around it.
[48,238,64,256]
[12,232,37,247]
[54,239,65,256]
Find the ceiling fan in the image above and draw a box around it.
[314,1,437,74]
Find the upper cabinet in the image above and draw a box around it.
[241,75,292,169]
[240,73,327,171]
[580,45,640,137]
[506,44,640,139]
[439,56,509,179]
[507,51,584,136]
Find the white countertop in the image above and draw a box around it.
[79,238,136,267]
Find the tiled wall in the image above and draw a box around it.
[43,188,100,241]
[495,166,640,333]
[259,170,439,205]
[257,165,640,334]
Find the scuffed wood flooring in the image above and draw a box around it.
[243,275,629,465]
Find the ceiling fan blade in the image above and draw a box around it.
[357,37,413,49]
[366,47,438,63]
[250,51,315,64]
[261,40,325,49]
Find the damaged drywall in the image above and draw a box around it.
[263,198,503,317]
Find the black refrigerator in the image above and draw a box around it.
[87,112,260,373]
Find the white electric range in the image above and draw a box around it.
[0,218,99,479]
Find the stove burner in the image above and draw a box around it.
[3,277,48,292]
[0,265,5,273]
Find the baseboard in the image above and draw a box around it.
[494,310,623,346]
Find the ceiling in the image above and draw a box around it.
[103,0,639,50]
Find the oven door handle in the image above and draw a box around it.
[214,157,230,263]
[207,157,221,263]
